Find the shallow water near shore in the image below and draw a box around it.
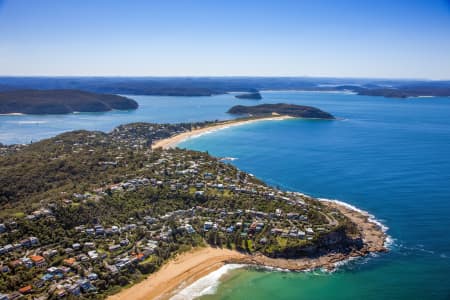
[2,91,450,299]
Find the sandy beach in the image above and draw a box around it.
[152,115,293,149]
[108,200,387,300]
[108,247,246,300]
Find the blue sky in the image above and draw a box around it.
[0,0,449,79]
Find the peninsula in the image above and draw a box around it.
[0,89,138,115]
[0,120,386,300]
[228,103,335,119]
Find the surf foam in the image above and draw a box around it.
[170,264,245,300]
[318,197,394,248]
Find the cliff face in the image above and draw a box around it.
[265,227,363,259]
[0,89,138,114]
[227,103,334,119]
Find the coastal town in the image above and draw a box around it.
[0,120,386,299]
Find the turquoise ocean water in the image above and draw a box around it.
[1,92,450,299]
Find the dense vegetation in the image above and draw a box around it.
[0,90,138,114]
[228,103,335,119]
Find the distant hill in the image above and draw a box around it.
[0,77,448,98]
[356,86,450,98]
[0,89,138,114]
[227,103,334,119]
[235,92,262,99]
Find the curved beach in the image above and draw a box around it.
[108,200,387,300]
[107,247,247,300]
[152,115,293,149]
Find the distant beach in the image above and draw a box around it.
[0,113,25,116]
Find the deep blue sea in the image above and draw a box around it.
[1,91,450,299]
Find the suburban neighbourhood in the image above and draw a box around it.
[0,122,361,299]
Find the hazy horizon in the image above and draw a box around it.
[0,75,448,81]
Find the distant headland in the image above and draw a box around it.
[235,92,262,100]
[1,77,449,99]
[228,103,335,119]
[0,89,138,115]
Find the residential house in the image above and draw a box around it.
[306,228,314,235]
[185,224,195,234]
[41,273,54,281]
[20,238,31,248]
[78,279,96,293]
[43,249,58,258]
[20,257,33,268]
[87,273,98,281]
[203,221,213,231]
[64,247,74,254]
[18,285,32,294]
[54,289,66,298]
[30,255,47,268]
[63,257,76,267]
[67,284,81,296]
[109,244,121,252]
[120,239,130,246]
[195,191,204,196]
[77,254,89,262]
[87,251,98,260]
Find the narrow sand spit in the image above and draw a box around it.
[152,115,293,149]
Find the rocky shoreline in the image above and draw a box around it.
[109,200,388,300]
[226,199,388,271]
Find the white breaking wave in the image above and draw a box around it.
[176,127,230,146]
[220,157,238,161]
[170,264,245,300]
